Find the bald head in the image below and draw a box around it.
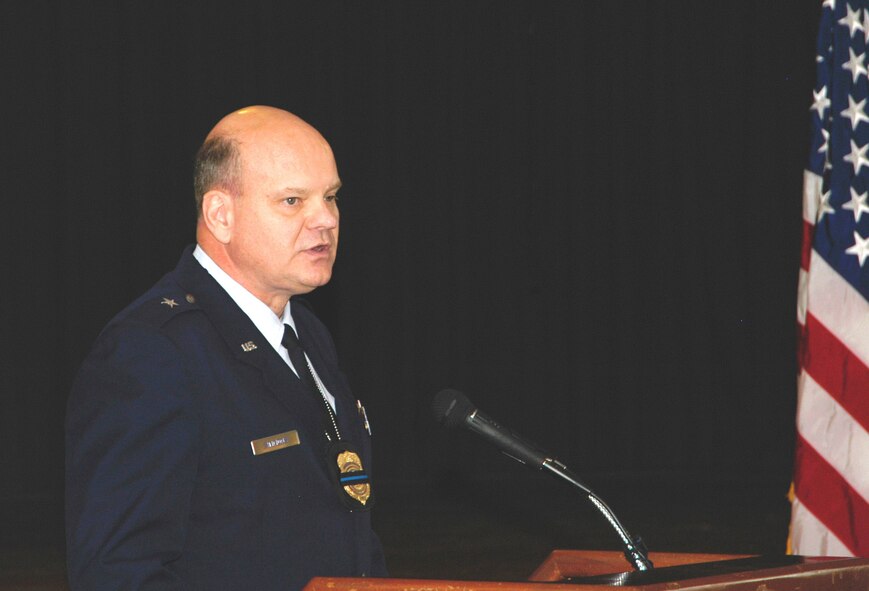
[206,106,322,142]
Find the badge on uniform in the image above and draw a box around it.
[327,440,373,510]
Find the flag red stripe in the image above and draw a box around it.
[802,220,814,271]
[802,312,869,432]
[794,435,869,556]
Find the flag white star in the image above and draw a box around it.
[839,4,865,37]
[841,95,869,128]
[842,47,868,83]
[818,190,836,220]
[844,139,869,173]
[843,187,869,222]
[811,86,831,118]
[818,128,830,154]
[845,231,869,266]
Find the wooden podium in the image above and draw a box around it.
[303,550,869,590]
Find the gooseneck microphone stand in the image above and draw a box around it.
[541,457,653,572]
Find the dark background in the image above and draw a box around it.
[2,1,821,586]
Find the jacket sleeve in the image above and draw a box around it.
[65,321,200,590]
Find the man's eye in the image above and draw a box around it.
[285,197,298,205]
[325,194,339,203]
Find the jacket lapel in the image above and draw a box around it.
[172,248,313,416]
[290,311,357,438]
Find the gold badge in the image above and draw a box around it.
[337,450,370,505]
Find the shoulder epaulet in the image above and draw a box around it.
[127,292,202,328]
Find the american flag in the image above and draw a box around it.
[791,0,869,557]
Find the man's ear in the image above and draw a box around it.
[200,189,234,244]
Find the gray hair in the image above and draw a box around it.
[193,136,242,214]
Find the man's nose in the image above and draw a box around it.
[307,197,338,229]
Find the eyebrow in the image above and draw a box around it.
[280,181,343,195]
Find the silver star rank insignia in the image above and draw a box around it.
[161,297,179,308]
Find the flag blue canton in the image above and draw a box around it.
[810,0,869,301]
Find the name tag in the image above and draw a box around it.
[250,430,300,456]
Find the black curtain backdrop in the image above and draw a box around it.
[3,0,819,554]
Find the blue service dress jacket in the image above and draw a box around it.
[65,246,386,590]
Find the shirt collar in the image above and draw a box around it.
[193,245,296,356]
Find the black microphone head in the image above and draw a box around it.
[432,389,475,429]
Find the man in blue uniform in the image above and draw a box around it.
[66,106,386,590]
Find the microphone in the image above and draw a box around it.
[431,388,653,572]
[431,388,551,468]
